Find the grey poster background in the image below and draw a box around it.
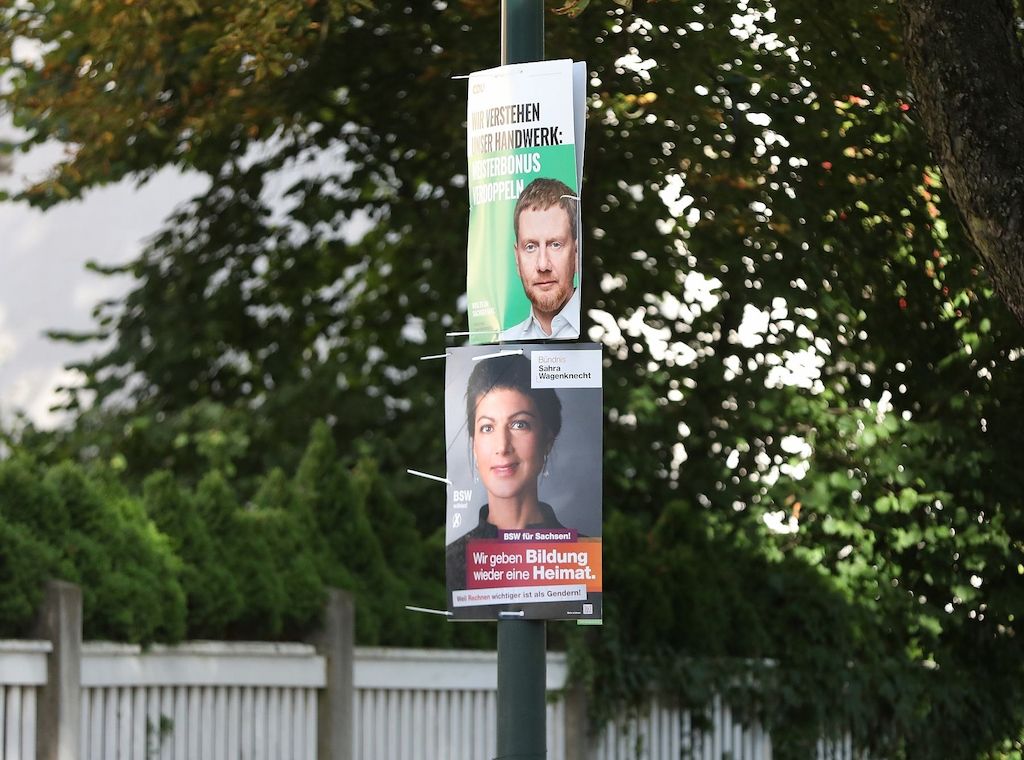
[444,343,603,545]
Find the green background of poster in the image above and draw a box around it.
[467,143,578,343]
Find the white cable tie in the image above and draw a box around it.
[472,349,524,362]
[405,605,454,617]
[446,330,500,337]
[406,469,451,485]
[560,194,580,201]
[420,352,450,361]
[498,610,526,618]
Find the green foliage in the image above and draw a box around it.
[0,455,70,539]
[0,457,186,642]
[143,471,245,637]
[4,0,1024,757]
[288,423,415,644]
[42,463,187,642]
[0,427,456,646]
[0,518,61,638]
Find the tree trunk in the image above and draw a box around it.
[900,0,1024,325]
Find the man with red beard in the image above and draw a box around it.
[500,178,581,341]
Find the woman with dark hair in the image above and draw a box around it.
[446,353,568,592]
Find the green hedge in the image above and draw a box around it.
[0,422,459,646]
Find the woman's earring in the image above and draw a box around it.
[543,452,550,478]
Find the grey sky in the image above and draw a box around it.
[0,142,205,427]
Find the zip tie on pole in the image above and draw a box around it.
[559,194,580,201]
[498,610,526,618]
[405,605,454,617]
[419,352,450,361]
[446,330,500,337]
[406,469,451,485]
[472,349,524,362]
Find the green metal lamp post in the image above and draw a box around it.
[495,10,548,760]
[501,0,544,65]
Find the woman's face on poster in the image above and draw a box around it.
[472,387,550,501]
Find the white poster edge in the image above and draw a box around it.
[572,60,587,189]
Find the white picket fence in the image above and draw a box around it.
[351,648,776,760]
[353,647,568,759]
[0,638,861,760]
[594,695,772,760]
[0,641,48,760]
[79,642,323,760]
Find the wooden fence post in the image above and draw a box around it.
[35,579,82,760]
[564,681,591,760]
[309,588,355,760]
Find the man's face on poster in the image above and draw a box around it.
[513,205,577,320]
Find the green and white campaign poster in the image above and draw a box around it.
[466,59,587,344]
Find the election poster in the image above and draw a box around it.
[465,59,587,344]
[444,344,603,621]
